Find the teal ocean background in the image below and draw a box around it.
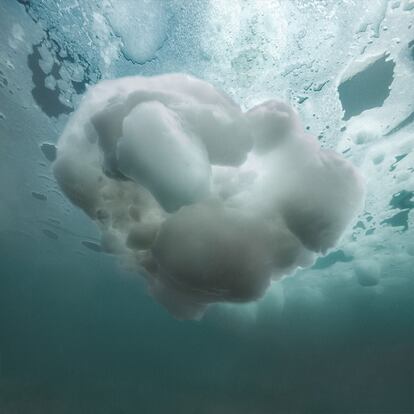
[0,1,413,413]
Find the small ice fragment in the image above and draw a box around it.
[82,240,102,252]
[40,143,57,162]
[32,191,47,201]
[42,229,58,240]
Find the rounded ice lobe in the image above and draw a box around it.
[247,100,300,154]
[117,101,211,212]
[153,202,275,303]
[53,74,364,319]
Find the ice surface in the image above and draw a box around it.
[53,74,364,319]
[106,0,169,64]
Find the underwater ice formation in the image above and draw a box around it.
[53,74,364,319]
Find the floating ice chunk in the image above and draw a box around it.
[11,23,24,42]
[354,260,380,287]
[82,240,102,252]
[8,23,24,49]
[31,191,47,201]
[54,74,364,319]
[40,142,57,162]
[44,75,56,91]
[42,229,58,240]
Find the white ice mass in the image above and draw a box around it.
[53,73,364,319]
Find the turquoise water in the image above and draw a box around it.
[0,1,413,413]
